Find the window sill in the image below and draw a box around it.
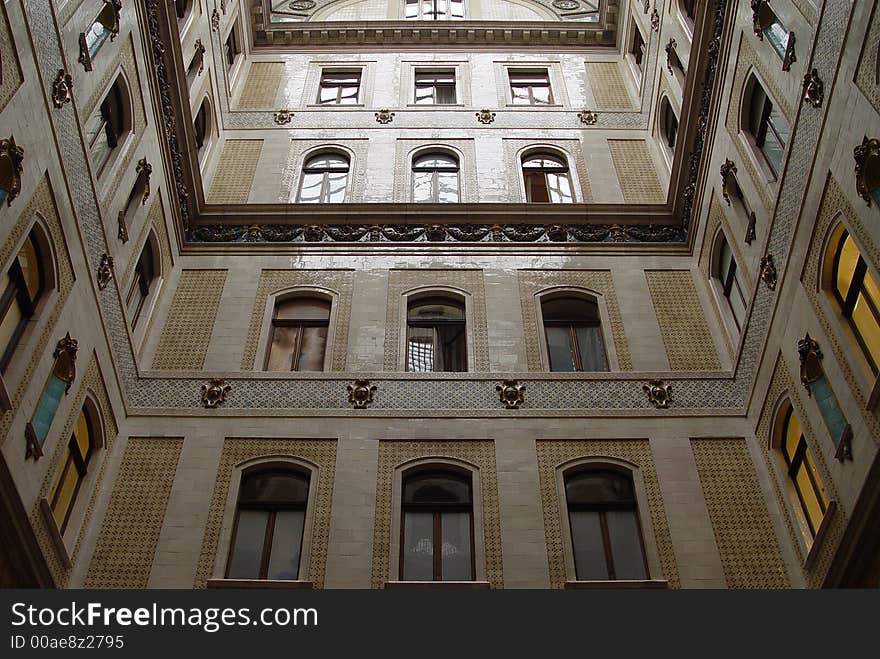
[206,579,314,589]
[405,103,465,109]
[504,103,564,110]
[305,103,365,109]
[384,580,490,589]
[564,580,668,590]
[804,499,837,570]
[38,498,72,569]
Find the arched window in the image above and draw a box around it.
[85,75,130,177]
[226,468,310,580]
[406,296,466,372]
[827,228,880,374]
[775,401,828,537]
[522,152,574,203]
[405,0,465,20]
[660,99,679,151]
[265,296,330,372]
[564,469,648,581]
[120,161,150,236]
[542,295,608,372]
[83,0,120,62]
[400,470,474,581]
[743,76,789,177]
[714,234,748,332]
[680,0,696,20]
[49,403,98,534]
[0,229,47,372]
[412,152,459,203]
[194,98,211,154]
[126,238,158,329]
[174,0,191,20]
[297,152,349,203]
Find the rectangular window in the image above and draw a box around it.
[224,24,240,71]
[414,71,456,105]
[317,71,362,105]
[630,22,646,72]
[508,70,553,105]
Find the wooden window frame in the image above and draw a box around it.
[405,296,467,372]
[779,406,828,538]
[297,153,350,203]
[521,153,573,203]
[265,299,331,372]
[411,152,460,203]
[317,71,362,106]
[49,417,94,536]
[0,232,45,372]
[508,70,553,106]
[414,70,457,105]
[832,230,880,375]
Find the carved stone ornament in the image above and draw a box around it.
[273,109,294,125]
[51,70,74,109]
[650,8,660,31]
[577,109,598,125]
[751,0,768,39]
[759,253,777,291]
[0,136,25,206]
[643,0,650,14]
[347,379,376,409]
[802,68,824,108]
[782,32,797,72]
[201,379,231,408]
[52,333,79,393]
[797,333,824,396]
[106,0,123,40]
[745,211,757,245]
[96,254,114,290]
[77,33,93,72]
[552,0,579,9]
[117,210,129,243]
[665,39,677,75]
[374,109,395,124]
[425,225,447,242]
[720,158,737,206]
[211,8,221,31]
[193,39,206,76]
[303,224,323,242]
[643,380,672,409]
[496,380,525,409]
[136,157,152,204]
[853,136,880,205]
[475,109,496,125]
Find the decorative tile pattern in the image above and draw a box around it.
[29,356,118,587]
[646,270,722,371]
[193,438,337,588]
[755,355,847,588]
[370,440,502,588]
[0,2,23,112]
[240,269,353,370]
[502,138,592,203]
[536,439,680,589]
[801,176,880,445]
[586,62,634,110]
[384,269,489,371]
[855,1,880,115]
[691,438,790,588]
[517,269,632,371]
[83,438,184,588]
[206,140,263,203]
[0,176,75,448]
[237,62,284,110]
[152,271,227,370]
[608,139,665,203]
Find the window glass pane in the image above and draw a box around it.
[402,511,434,580]
[227,510,270,579]
[794,464,824,535]
[86,23,110,58]
[864,267,880,306]
[510,85,531,104]
[407,325,435,372]
[435,83,456,104]
[531,85,552,105]
[852,292,880,368]
[0,296,23,361]
[297,325,327,371]
[408,301,464,321]
[566,471,634,504]
[605,510,647,580]
[240,471,309,503]
[325,171,348,203]
[546,325,576,372]
[569,510,609,580]
[414,154,457,169]
[576,326,607,371]
[764,22,789,58]
[542,297,599,322]
[728,281,748,328]
[266,325,300,371]
[761,129,785,175]
[440,511,472,580]
[546,172,573,203]
[435,323,466,372]
[298,172,324,203]
[73,409,91,458]
[267,510,305,580]
[31,374,66,445]
[275,298,330,321]
[835,234,859,300]
[412,171,434,203]
[18,237,41,301]
[436,171,460,202]
[524,172,550,202]
[404,474,471,504]
[51,458,79,531]
[782,413,801,465]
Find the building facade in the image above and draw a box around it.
[0,0,878,588]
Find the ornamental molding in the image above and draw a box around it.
[475,109,496,125]
[853,136,880,206]
[0,136,24,206]
[273,109,294,125]
[347,379,376,409]
[759,254,777,291]
[496,380,526,409]
[136,157,153,205]
[577,109,598,125]
[643,380,672,409]
[96,254,114,290]
[802,69,824,108]
[665,39,677,74]
[720,158,737,206]
[51,70,74,108]
[52,333,79,394]
[201,379,231,408]
[797,332,823,395]
[374,109,394,124]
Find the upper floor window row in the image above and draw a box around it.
[405,0,465,20]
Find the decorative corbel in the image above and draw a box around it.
[853,136,880,205]
[496,380,525,409]
[273,109,294,125]
[0,136,25,206]
[106,0,123,41]
[77,33,93,72]
[211,8,221,31]
[193,39,206,76]
[51,70,74,109]
[136,157,152,204]
[782,32,797,72]
[797,333,823,396]
[643,380,672,409]
[643,0,650,14]
[802,69,824,108]
[751,0,768,39]
[650,8,660,31]
[577,109,598,125]
[745,211,757,245]
[374,109,395,124]
[760,254,777,290]
[475,109,496,125]
[665,39,677,75]
[720,158,737,206]
[347,380,376,409]
[52,333,79,394]
[201,379,231,408]
[117,210,129,243]
[96,254,114,290]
